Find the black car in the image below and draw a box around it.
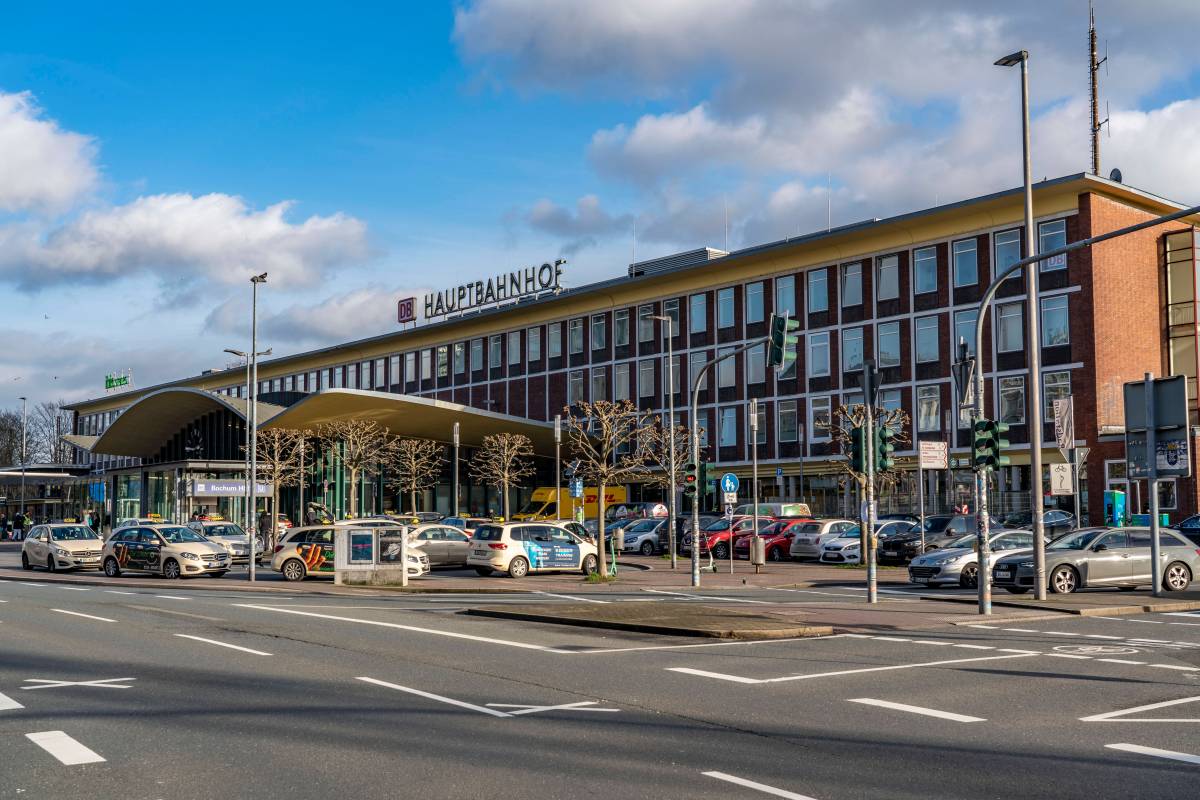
[1174,515,1200,546]
[1000,510,1076,537]
[877,514,976,564]
[878,513,920,524]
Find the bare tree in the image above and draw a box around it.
[0,409,24,466]
[640,420,694,494]
[251,428,311,547]
[387,438,445,513]
[563,399,653,574]
[316,420,391,518]
[27,400,72,463]
[469,433,536,519]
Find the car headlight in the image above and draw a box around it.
[55,548,70,557]
[181,552,199,560]
[1017,561,1034,569]
[931,556,956,566]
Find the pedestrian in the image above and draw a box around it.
[304,504,318,526]
[0,512,7,541]
[13,509,25,541]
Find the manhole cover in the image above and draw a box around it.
[1054,644,1141,656]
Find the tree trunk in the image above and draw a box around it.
[349,467,359,518]
[502,480,510,520]
[597,481,607,574]
[410,488,416,514]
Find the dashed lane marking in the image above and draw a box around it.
[356,676,512,718]
[1106,743,1200,766]
[1082,695,1200,722]
[104,590,136,596]
[703,771,821,800]
[532,591,610,604]
[50,609,115,623]
[848,697,986,723]
[642,589,774,604]
[0,692,23,711]
[56,586,89,591]
[26,731,105,765]
[669,653,1037,685]
[154,595,190,601]
[174,634,272,656]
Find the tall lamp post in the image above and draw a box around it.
[18,396,27,526]
[652,314,678,569]
[248,272,269,581]
[996,49,1047,601]
[224,347,270,552]
[452,421,461,517]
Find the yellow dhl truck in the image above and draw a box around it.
[512,486,629,521]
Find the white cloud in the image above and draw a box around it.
[526,194,633,253]
[0,193,371,290]
[0,91,98,214]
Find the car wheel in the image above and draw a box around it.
[1163,561,1192,592]
[769,547,783,562]
[103,557,121,578]
[1004,586,1029,594]
[713,542,729,560]
[508,556,529,579]
[581,554,599,575]
[640,540,655,556]
[473,566,493,576]
[46,555,56,573]
[163,559,182,580]
[1049,565,1078,594]
[281,559,306,582]
[959,563,979,589]
[20,551,30,570]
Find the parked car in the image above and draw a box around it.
[788,519,858,560]
[732,519,810,561]
[877,515,977,564]
[271,525,429,581]
[682,517,775,560]
[187,520,253,564]
[442,517,494,535]
[820,527,863,564]
[21,524,105,571]
[908,530,1034,588]
[406,523,471,567]
[732,502,811,519]
[1172,515,1200,545]
[992,526,1200,594]
[878,513,920,524]
[103,524,231,579]
[620,518,667,556]
[607,502,668,521]
[467,522,599,578]
[1000,509,1076,537]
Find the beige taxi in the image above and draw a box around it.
[21,524,105,572]
[102,524,231,579]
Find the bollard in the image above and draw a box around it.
[751,537,766,572]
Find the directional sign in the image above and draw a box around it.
[721,473,740,493]
[918,440,949,470]
[723,491,738,505]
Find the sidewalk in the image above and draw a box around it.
[924,588,1200,616]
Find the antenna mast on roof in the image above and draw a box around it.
[1089,2,1109,175]
[723,196,729,252]
[826,172,831,232]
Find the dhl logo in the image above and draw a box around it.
[298,544,327,571]
[583,493,621,503]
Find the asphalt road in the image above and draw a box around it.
[2,580,1199,799]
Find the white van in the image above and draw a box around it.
[467,522,600,578]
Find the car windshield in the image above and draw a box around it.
[1048,529,1103,551]
[922,517,952,532]
[50,526,100,541]
[204,524,245,537]
[473,525,503,541]
[799,522,822,533]
[837,527,862,539]
[946,533,976,549]
[702,519,731,531]
[625,519,659,533]
[158,527,207,543]
[1003,512,1032,526]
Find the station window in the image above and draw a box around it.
[508,332,521,365]
[614,363,630,400]
[527,328,541,362]
[877,255,899,301]
[953,239,978,287]
[470,339,483,372]
[995,229,1022,283]
[591,368,607,401]
[717,347,736,388]
[453,343,465,374]
[437,346,449,377]
[841,262,862,307]
[841,327,863,372]
[421,350,432,381]
[917,385,940,432]
[719,407,738,447]
[775,275,796,318]
[638,305,655,342]
[914,247,937,294]
[490,335,503,368]
[808,332,830,377]
[999,376,1025,424]
[639,360,655,398]
[548,323,562,359]
[591,314,607,350]
[615,309,630,346]
[808,268,828,313]
[664,299,680,333]
[689,294,707,334]
[717,287,735,328]
[747,343,766,383]
[997,303,1023,352]
[1039,219,1068,271]
[1041,295,1070,347]
[568,319,584,354]
[777,400,798,442]
[915,316,939,363]
[568,370,584,405]
[877,322,900,368]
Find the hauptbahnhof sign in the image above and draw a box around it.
[422,259,565,320]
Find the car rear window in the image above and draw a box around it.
[474,525,503,541]
[799,523,821,533]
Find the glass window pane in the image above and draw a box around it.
[568,319,584,354]
[454,343,466,374]
[490,335,502,367]
[917,385,940,432]
[880,388,901,413]
[717,347,736,388]
[437,346,449,377]
[717,288,735,328]
[1039,218,1068,271]
[719,407,737,447]
[689,352,707,392]
[745,282,764,324]
[638,305,655,341]
[548,323,562,358]
[841,262,862,306]
[999,376,1025,424]
[914,247,937,294]
[591,315,606,350]
[842,327,863,371]
[808,269,828,312]
[615,309,630,345]
[778,400,798,442]
[591,368,607,401]
[810,397,831,440]
[998,303,1023,352]
[775,276,796,317]
[421,351,432,380]
[953,239,978,287]
[664,299,680,332]
[995,229,1022,282]
[915,316,939,363]
[1043,370,1071,418]
[809,332,830,377]
[1041,296,1070,347]
[528,328,541,361]
[747,343,766,383]
[614,363,630,400]
[878,322,900,368]
[954,310,978,356]
[877,255,898,301]
[639,360,655,397]
[471,339,483,370]
[689,295,707,333]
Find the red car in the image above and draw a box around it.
[682,516,775,560]
[733,518,813,562]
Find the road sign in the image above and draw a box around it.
[720,473,740,493]
[1053,396,1074,462]
[775,467,783,477]
[722,491,738,505]
[1049,463,1073,496]
[1125,376,1191,478]
[918,440,949,470]
[569,479,583,498]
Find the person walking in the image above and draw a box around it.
[0,512,7,541]
[13,509,26,541]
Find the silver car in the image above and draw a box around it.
[993,526,1199,594]
[908,530,1033,588]
[789,519,858,560]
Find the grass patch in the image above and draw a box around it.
[584,572,617,583]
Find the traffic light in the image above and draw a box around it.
[849,426,866,473]
[971,418,1011,471]
[682,462,698,497]
[875,424,896,472]
[767,312,802,372]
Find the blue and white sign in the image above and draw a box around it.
[775,467,783,477]
[192,480,272,497]
[720,473,740,493]
[569,479,583,498]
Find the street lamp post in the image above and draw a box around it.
[554,415,561,521]
[225,345,270,570]
[452,421,461,517]
[996,49,1047,602]
[249,273,268,581]
[652,314,678,569]
[19,396,27,528]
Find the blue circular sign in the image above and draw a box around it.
[721,473,740,493]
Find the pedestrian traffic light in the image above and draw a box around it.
[767,312,801,372]
[683,462,698,497]
[971,418,1011,471]
[849,426,866,473]
[875,424,896,472]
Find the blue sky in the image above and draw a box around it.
[1,1,1198,405]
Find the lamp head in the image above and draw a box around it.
[994,50,1027,67]
[251,272,268,284]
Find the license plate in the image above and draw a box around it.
[474,549,488,556]
[914,576,929,583]
[884,550,897,557]
[995,569,1011,579]
[82,557,100,562]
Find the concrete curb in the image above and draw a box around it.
[465,606,833,639]
[923,593,1200,616]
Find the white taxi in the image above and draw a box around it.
[21,524,105,571]
[467,522,599,579]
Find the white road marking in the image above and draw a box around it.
[356,676,512,717]
[669,653,1037,685]
[912,640,953,646]
[642,588,773,604]
[1148,664,1200,672]
[582,636,843,654]
[952,644,995,650]
[56,586,90,591]
[174,634,272,656]
[236,604,570,652]
[154,595,190,600]
[1002,628,1038,633]
[1164,612,1200,619]
[998,649,1041,654]
[1129,638,1171,644]
[485,701,619,715]
[871,637,911,643]
[848,698,985,723]
[1106,743,1200,766]
[1083,634,1124,640]
[50,609,115,623]
[131,606,223,621]
[18,582,45,587]
[532,591,610,604]
[104,590,136,596]
[26,731,105,765]
[1097,658,1146,665]
[1045,653,1092,660]
[23,678,134,690]
[703,771,821,799]
[0,691,24,711]
[1082,695,1200,722]
[966,624,997,629]
[769,588,861,598]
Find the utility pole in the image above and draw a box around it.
[750,398,760,572]
[861,361,878,604]
[554,415,561,521]
[652,314,678,569]
[19,396,27,523]
[1089,4,1107,176]
[452,421,461,517]
[249,272,268,581]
